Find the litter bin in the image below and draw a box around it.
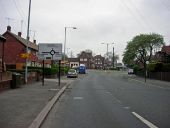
[11,73,21,89]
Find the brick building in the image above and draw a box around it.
[68,58,79,68]
[94,55,104,69]
[78,51,94,69]
[2,26,38,69]
[154,45,170,63]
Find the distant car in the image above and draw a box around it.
[128,68,134,74]
[67,69,78,78]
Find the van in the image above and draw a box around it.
[79,64,86,74]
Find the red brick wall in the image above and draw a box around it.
[3,33,26,65]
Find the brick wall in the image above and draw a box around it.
[3,33,26,65]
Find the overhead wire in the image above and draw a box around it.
[127,0,155,32]
[158,0,170,12]
[12,0,27,27]
[13,0,38,40]
[118,0,148,31]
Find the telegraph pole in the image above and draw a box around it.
[25,0,31,84]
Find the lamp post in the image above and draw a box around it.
[101,43,114,69]
[25,0,31,84]
[64,27,77,74]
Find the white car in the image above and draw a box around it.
[67,69,78,78]
[128,68,134,74]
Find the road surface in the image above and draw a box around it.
[41,70,170,128]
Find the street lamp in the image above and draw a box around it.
[101,43,114,69]
[101,43,114,58]
[64,27,77,73]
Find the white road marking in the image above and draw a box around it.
[106,91,110,93]
[49,89,60,91]
[132,112,159,128]
[123,106,130,109]
[73,97,83,100]
[106,91,112,95]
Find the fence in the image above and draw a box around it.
[147,72,170,82]
[136,71,170,82]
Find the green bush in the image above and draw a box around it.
[8,66,70,75]
[133,65,140,73]
[44,67,58,75]
[7,68,42,74]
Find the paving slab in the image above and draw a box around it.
[0,78,72,128]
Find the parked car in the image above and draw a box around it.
[128,68,134,74]
[67,69,78,78]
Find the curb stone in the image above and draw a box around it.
[28,82,72,128]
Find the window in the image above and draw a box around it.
[84,58,87,61]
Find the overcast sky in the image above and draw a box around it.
[0,0,170,62]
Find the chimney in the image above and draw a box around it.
[18,32,22,37]
[33,39,36,44]
[7,26,11,31]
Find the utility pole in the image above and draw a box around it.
[25,0,31,84]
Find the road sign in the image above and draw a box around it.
[38,43,62,60]
[20,53,30,58]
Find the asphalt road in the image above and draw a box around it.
[41,70,170,128]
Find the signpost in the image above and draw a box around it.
[38,43,62,86]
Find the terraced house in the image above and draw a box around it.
[2,26,38,70]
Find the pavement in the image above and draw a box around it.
[0,77,75,128]
[126,74,170,89]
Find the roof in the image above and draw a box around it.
[79,51,93,58]
[0,34,6,42]
[94,55,102,58]
[3,31,38,51]
[161,45,170,55]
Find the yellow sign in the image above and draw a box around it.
[20,53,31,58]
